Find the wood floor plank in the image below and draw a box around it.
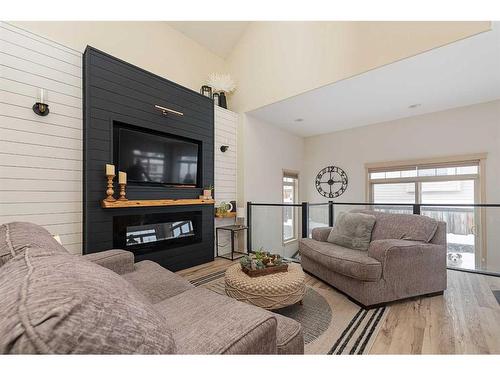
[370,270,500,354]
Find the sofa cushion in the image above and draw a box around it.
[352,209,438,243]
[154,287,278,354]
[0,222,68,267]
[0,247,176,354]
[122,260,194,303]
[299,238,382,282]
[327,212,376,251]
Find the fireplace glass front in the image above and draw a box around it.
[113,211,202,254]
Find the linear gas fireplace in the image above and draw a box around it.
[113,211,202,255]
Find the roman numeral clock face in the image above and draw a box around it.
[315,166,348,198]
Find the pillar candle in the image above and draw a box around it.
[105,164,115,176]
[118,171,127,184]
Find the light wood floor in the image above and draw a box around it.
[177,258,500,354]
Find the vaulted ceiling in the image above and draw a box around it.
[247,23,500,137]
[167,21,250,59]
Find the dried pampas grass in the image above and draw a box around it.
[207,73,236,93]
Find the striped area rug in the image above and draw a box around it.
[188,269,389,354]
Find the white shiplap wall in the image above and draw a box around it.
[214,106,238,205]
[0,22,83,254]
[214,106,239,256]
[0,22,238,257]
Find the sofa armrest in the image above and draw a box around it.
[368,239,444,264]
[368,239,447,291]
[430,221,447,246]
[311,227,332,242]
[83,249,135,275]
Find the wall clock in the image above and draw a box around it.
[315,166,348,198]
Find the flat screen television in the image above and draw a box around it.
[114,125,200,187]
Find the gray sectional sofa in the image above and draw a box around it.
[299,210,447,307]
[0,222,303,354]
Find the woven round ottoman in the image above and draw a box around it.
[224,263,306,310]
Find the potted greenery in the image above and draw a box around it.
[203,185,213,199]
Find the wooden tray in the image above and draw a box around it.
[242,263,288,277]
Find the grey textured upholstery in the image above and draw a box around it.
[0,247,176,354]
[82,249,135,275]
[0,222,68,267]
[300,210,447,306]
[326,212,376,251]
[154,287,278,354]
[122,260,194,303]
[0,221,304,354]
[352,209,438,242]
[300,239,382,281]
[273,313,304,354]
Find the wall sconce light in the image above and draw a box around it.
[33,88,49,116]
[220,145,229,153]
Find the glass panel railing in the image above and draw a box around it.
[308,203,329,237]
[420,205,500,274]
[248,204,301,258]
[246,202,500,276]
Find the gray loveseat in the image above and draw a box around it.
[0,222,303,354]
[299,210,447,307]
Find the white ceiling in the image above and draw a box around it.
[249,23,500,138]
[167,21,250,59]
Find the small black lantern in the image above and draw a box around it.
[200,85,212,98]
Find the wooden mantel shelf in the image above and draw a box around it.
[101,198,215,209]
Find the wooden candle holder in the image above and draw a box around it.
[105,174,116,202]
[118,183,128,201]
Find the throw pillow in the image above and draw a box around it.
[327,212,376,251]
[0,222,68,268]
[0,247,176,354]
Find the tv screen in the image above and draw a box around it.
[115,126,199,186]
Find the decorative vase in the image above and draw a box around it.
[203,189,212,199]
[219,92,227,109]
[212,92,220,106]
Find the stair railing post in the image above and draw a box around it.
[328,200,334,227]
[247,201,252,252]
[302,202,309,238]
[413,204,421,215]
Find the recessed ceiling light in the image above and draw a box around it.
[408,103,421,109]
[294,118,304,122]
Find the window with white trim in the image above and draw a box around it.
[368,161,480,206]
[367,157,484,271]
[283,171,299,243]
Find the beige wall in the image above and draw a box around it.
[11,21,227,92]
[242,114,304,257]
[227,21,491,112]
[303,100,500,271]
[303,100,500,204]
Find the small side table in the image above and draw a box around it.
[216,225,248,261]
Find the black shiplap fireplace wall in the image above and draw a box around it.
[83,46,214,271]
